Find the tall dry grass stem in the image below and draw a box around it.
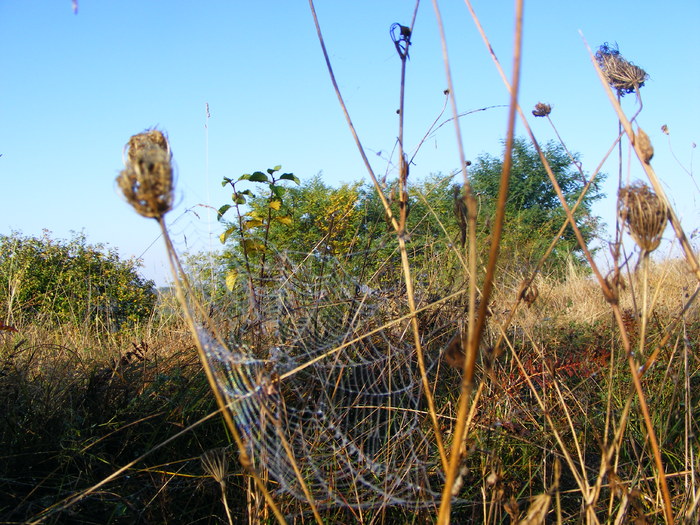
[116,130,288,524]
[307,0,449,472]
[433,0,523,522]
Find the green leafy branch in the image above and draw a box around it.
[217,165,299,311]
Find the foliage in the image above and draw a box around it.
[468,137,605,273]
[217,165,300,291]
[216,140,605,292]
[242,173,364,256]
[0,230,156,328]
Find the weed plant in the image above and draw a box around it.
[2,2,699,524]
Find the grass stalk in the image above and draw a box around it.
[307,0,448,472]
[433,0,523,521]
[157,219,288,524]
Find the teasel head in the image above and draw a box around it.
[618,182,668,255]
[116,129,174,220]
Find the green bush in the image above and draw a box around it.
[0,231,156,329]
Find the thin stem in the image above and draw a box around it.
[158,219,288,525]
[308,0,448,471]
[435,0,523,521]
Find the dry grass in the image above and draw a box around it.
[2,4,697,524]
[1,252,698,523]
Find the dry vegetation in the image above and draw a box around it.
[2,257,698,523]
[2,1,699,524]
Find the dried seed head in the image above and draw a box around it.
[635,127,654,163]
[618,182,668,255]
[532,102,551,117]
[661,124,669,135]
[519,282,539,308]
[595,43,649,96]
[200,447,229,485]
[116,129,174,219]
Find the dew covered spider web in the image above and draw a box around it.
[194,246,461,511]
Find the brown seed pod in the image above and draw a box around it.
[635,127,654,163]
[595,43,648,96]
[618,182,668,255]
[531,102,551,117]
[116,129,174,219]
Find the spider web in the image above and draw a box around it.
[195,247,456,510]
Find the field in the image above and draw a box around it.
[2,2,700,524]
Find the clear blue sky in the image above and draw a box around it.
[2,1,698,285]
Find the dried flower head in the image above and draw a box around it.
[618,182,668,254]
[595,43,649,96]
[520,282,539,308]
[661,124,669,135]
[116,129,174,219]
[532,102,551,117]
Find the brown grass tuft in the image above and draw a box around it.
[117,129,174,219]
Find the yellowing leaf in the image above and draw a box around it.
[275,215,293,226]
[225,269,238,291]
[269,200,282,211]
[243,219,264,230]
[243,239,266,254]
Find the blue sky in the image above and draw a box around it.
[2,1,698,285]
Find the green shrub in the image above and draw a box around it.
[0,230,156,329]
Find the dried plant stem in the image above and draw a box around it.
[308,0,448,471]
[271,405,324,524]
[431,0,479,518]
[157,219,288,525]
[583,35,684,523]
[466,1,607,298]
[583,34,700,285]
[434,0,522,521]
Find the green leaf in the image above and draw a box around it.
[240,189,254,196]
[225,269,238,291]
[238,173,251,181]
[279,173,300,185]
[220,225,238,244]
[271,185,286,199]
[217,204,232,221]
[234,194,247,205]
[248,171,269,182]
[268,165,282,174]
[268,200,282,211]
[221,177,232,186]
